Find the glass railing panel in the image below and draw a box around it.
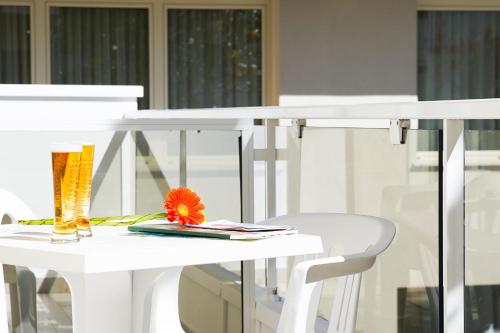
[0,131,122,218]
[0,130,124,332]
[186,131,241,222]
[186,130,243,331]
[135,131,180,214]
[265,127,440,333]
[135,130,244,333]
[465,130,500,333]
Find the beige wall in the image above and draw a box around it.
[280,0,417,96]
[279,2,419,332]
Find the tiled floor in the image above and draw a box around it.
[7,290,72,333]
[37,293,72,333]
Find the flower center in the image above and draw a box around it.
[177,204,189,217]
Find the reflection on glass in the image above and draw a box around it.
[466,130,500,333]
[135,131,242,332]
[269,128,440,333]
[135,131,180,214]
[418,11,500,330]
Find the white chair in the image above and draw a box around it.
[257,213,396,333]
[0,189,37,333]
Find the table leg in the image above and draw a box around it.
[132,267,184,333]
[0,263,8,333]
[61,271,132,333]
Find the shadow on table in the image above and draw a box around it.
[0,231,51,242]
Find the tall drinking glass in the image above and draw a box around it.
[75,143,94,237]
[51,143,82,243]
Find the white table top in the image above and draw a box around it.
[0,225,322,274]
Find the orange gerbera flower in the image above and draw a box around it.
[164,187,206,225]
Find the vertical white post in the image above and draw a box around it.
[443,119,465,333]
[121,131,136,215]
[265,119,277,218]
[241,127,255,333]
[286,126,302,215]
[180,130,187,187]
[265,120,278,294]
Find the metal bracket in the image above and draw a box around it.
[291,119,306,139]
[389,119,410,145]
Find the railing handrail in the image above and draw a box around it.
[2,97,500,131]
[127,98,500,120]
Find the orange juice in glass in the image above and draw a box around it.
[75,143,95,237]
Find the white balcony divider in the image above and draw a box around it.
[1,84,500,333]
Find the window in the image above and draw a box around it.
[418,11,500,103]
[418,8,500,149]
[168,9,262,108]
[50,7,150,109]
[0,0,277,108]
[0,5,30,83]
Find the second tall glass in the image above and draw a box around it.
[75,143,95,237]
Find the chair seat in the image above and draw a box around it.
[257,213,395,333]
[0,188,38,333]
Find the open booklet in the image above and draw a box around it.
[128,220,297,240]
[189,220,294,232]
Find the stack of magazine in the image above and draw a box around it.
[128,220,297,240]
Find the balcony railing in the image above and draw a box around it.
[1,85,500,333]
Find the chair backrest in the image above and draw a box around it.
[261,213,395,333]
[265,213,395,259]
[0,189,36,225]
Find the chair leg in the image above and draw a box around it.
[8,283,20,333]
[16,267,36,333]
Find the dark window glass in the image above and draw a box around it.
[0,6,30,83]
[418,11,500,102]
[50,7,149,108]
[418,11,500,149]
[168,9,262,108]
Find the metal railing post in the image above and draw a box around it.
[442,119,465,332]
[180,130,187,187]
[121,131,136,215]
[241,126,256,333]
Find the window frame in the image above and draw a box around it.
[0,0,278,108]
[418,0,500,11]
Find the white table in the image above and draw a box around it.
[0,225,322,333]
